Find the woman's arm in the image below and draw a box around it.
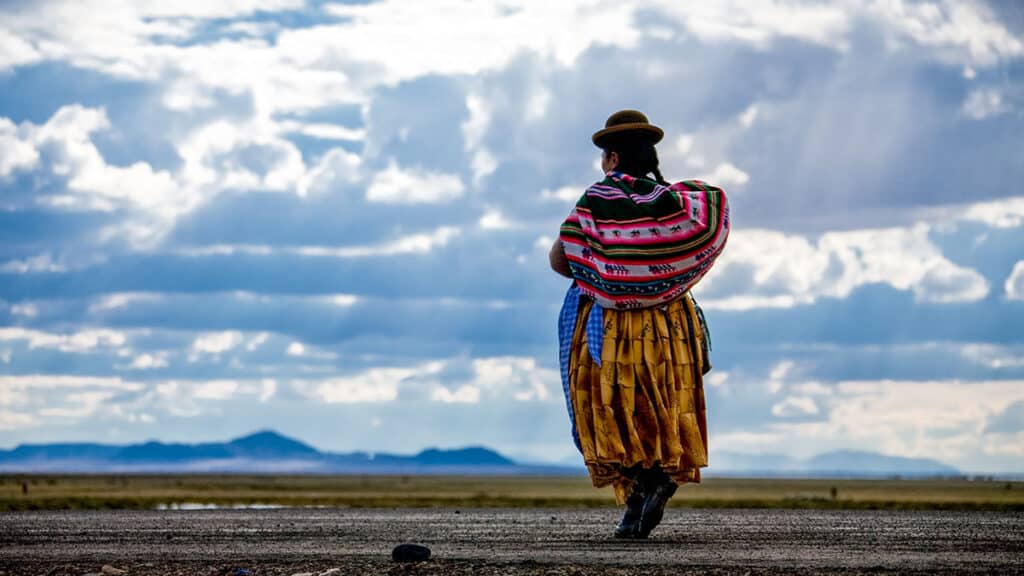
[549,238,573,278]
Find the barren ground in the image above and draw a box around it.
[1,508,1022,575]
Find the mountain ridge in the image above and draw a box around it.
[0,430,962,477]
[0,430,522,473]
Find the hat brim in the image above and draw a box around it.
[592,123,664,148]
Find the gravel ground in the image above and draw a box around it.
[0,508,1022,575]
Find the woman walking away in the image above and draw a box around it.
[550,110,730,539]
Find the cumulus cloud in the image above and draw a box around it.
[34,106,182,211]
[297,367,417,404]
[469,357,558,402]
[699,223,989,309]
[1,106,195,247]
[365,161,465,204]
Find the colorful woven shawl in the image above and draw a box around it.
[559,171,730,309]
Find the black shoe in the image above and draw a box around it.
[613,482,646,539]
[636,479,677,538]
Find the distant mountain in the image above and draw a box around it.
[0,431,962,477]
[806,450,960,476]
[413,447,514,466]
[227,430,320,459]
[712,449,960,478]
[0,430,528,474]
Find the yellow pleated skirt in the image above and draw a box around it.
[568,294,709,505]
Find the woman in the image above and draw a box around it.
[550,110,729,539]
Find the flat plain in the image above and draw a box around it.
[2,474,1023,511]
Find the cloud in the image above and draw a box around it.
[0,254,67,274]
[191,331,243,354]
[540,186,585,204]
[699,162,750,188]
[478,208,519,231]
[711,371,1024,467]
[125,353,168,370]
[771,395,819,418]
[462,93,499,186]
[651,0,1022,68]
[365,160,465,204]
[469,357,557,402]
[0,117,39,176]
[0,410,34,431]
[178,119,306,194]
[319,1,641,79]
[432,385,481,404]
[700,223,989,310]
[0,327,127,353]
[0,374,143,392]
[192,380,239,400]
[962,88,1009,119]
[296,367,419,404]
[864,0,1024,67]
[89,293,163,313]
[737,105,759,128]
[960,196,1024,229]
[34,106,180,210]
[820,379,1024,462]
[1006,261,1024,300]
[960,343,1024,370]
[170,223,462,261]
[1,106,193,247]
[650,1,853,50]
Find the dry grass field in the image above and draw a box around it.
[2,474,1022,511]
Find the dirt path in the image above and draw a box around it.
[1,508,1022,575]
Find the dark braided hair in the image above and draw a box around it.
[602,134,669,185]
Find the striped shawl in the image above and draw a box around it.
[559,171,729,309]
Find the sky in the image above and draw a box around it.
[0,0,1022,473]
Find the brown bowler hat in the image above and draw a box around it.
[592,109,664,148]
